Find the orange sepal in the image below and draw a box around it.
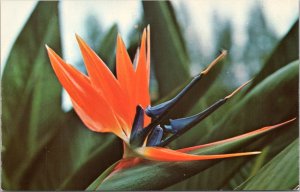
[76,35,132,134]
[178,118,296,153]
[116,35,137,130]
[136,147,260,162]
[46,46,125,139]
[135,28,151,126]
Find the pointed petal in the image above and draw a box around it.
[76,34,119,90]
[116,35,137,127]
[136,147,260,162]
[76,35,132,133]
[179,118,296,153]
[135,30,149,101]
[135,28,151,125]
[46,46,125,138]
[146,25,150,74]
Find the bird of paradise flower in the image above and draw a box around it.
[46,26,294,164]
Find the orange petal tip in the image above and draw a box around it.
[201,50,227,75]
[225,79,252,99]
[75,33,83,42]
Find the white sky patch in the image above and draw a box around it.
[60,0,141,65]
[1,0,297,69]
[1,0,38,73]
[261,0,298,36]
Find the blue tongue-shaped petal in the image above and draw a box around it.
[159,79,252,146]
[161,98,227,146]
[145,75,202,118]
[130,105,144,146]
[146,126,164,146]
[165,99,227,134]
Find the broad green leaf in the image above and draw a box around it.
[236,139,299,190]
[88,119,293,190]
[143,1,190,97]
[194,61,298,189]
[166,156,246,190]
[86,161,120,190]
[246,20,298,91]
[225,120,298,189]
[25,111,122,190]
[2,2,63,189]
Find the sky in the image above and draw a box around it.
[1,0,298,110]
[1,0,298,69]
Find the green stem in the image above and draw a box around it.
[86,160,120,190]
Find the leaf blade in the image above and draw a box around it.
[2,2,63,189]
[236,139,299,190]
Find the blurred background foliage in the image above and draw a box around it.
[1,0,298,190]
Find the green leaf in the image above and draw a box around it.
[236,139,299,190]
[1,2,63,189]
[246,20,298,91]
[88,118,292,190]
[86,160,120,190]
[26,111,122,190]
[225,120,298,189]
[143,1,190,98]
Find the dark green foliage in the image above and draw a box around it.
[237,139,299,190]
[2,2,63,189]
